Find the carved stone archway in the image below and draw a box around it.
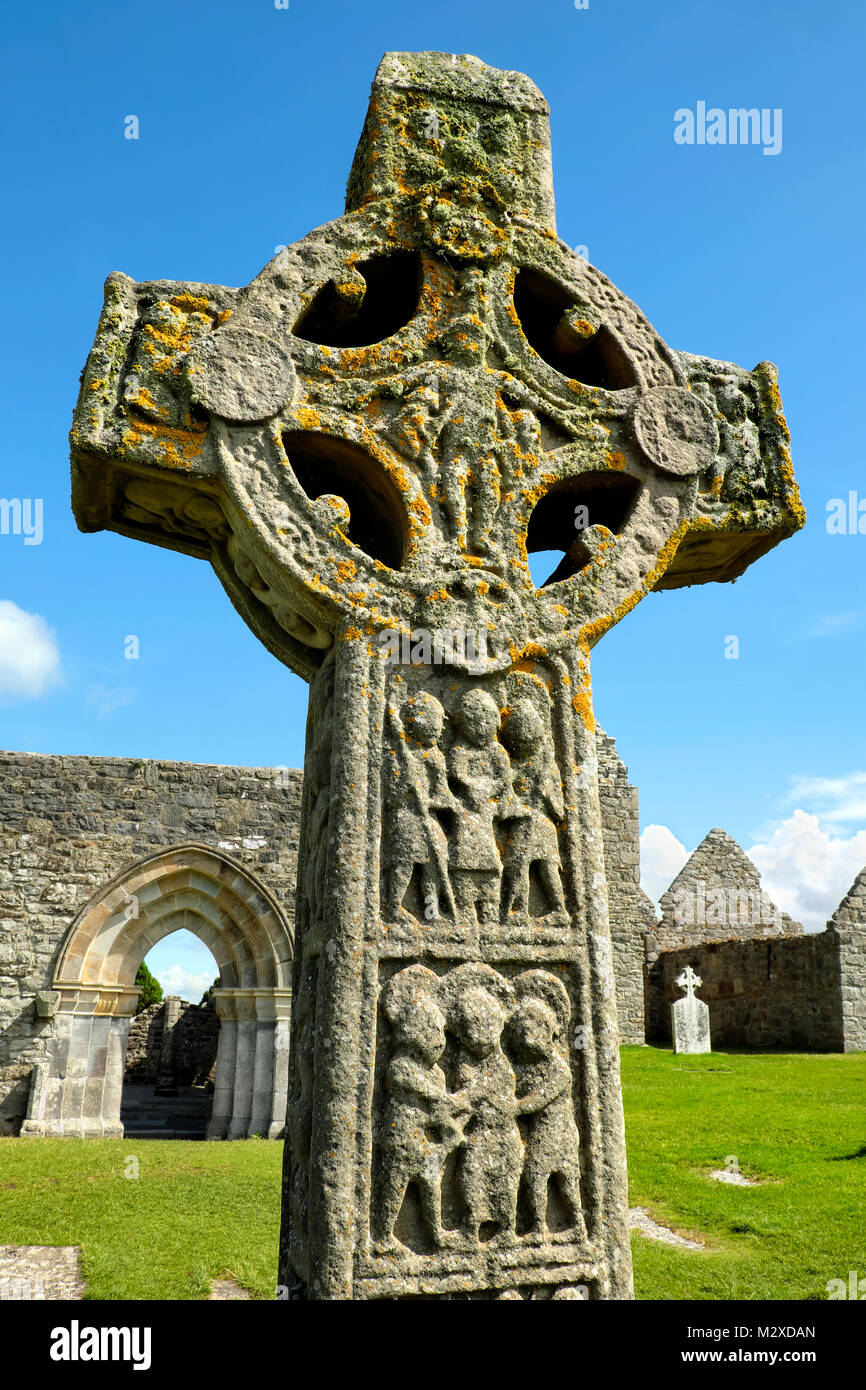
[23,844,293,1139]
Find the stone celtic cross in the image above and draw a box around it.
[673,965,711,1055]
[70,51,802,1299]
[675,965,703,999]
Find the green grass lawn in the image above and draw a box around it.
[623,1047,866,1300]
[0,1047,863,1299]
[0,1136,283,1300]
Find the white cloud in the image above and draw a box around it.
[749,811,866,933]
[639,823,689,909]
[641,800,866,934]
[159,964,214,1003]
[0,600,60,699]
[784,771,866,825]
[87,684,134,719]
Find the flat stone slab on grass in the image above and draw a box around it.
[209,1278,251,1300]
[628,1207,704,1250]
[0,1245,85,1300]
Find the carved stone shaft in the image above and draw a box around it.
[70,51,802,1299]
[281,640,630,1298]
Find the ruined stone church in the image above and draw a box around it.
[2,730,863,1138]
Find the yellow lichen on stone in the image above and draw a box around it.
[170,293,212,315]
[121,417,207,468]
[334,559,358,584]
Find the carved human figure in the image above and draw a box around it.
[448,966,521,1243]
[500,700,566,917]
[385,374,443,488]
[431,385,474,548]
[374,966,470,1252]
[448,689,514,924]
[510,972,586,1242]
[383,693,458,921]
[433,277,500,552]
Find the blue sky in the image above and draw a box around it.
[1,0,864,990]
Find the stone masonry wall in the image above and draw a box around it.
[0,750,302,1133]
[124,1002,165,1082]
[596,731,655,1045]
[125,998,220,1085]
[658,932,844,1051]
[829,869,866,1051]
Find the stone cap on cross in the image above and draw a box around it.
[70,52,803,684]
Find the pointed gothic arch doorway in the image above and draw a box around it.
[23,844,293,1140]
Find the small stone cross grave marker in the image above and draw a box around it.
[672,965,711,1055]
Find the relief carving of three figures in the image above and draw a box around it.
[373,962,586,1253]
[384,688,567,924]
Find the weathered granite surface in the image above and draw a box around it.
[0,1246,85,1301]
[67,50,802,1299]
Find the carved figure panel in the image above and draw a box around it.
[371,962,586,1256]
[381,676,569,928]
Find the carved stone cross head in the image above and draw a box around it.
[71,50,802,684]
